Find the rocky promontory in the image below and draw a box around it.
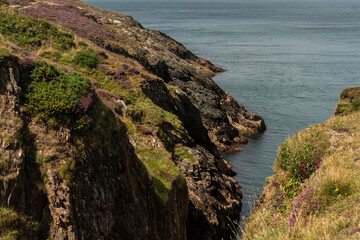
[0,0,265,239]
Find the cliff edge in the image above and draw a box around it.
[242,87,360,239]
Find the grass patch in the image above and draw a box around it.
[56,157,76,183]
[0,9,74,50]
[174,145,196,164]
[135,147,181,201]
[0,206,40,239]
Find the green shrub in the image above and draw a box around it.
[277,144,324,181]
[73,51,101,69]
[78,41,89,48]
[351,98,360,111]
[21,61,90,125]
[283,178,301,200]
[277,143,292,171]
[0,10,74,50]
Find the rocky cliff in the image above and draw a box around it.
[0,56,188,239]
[241,88,360,239]
[0,1,265,239]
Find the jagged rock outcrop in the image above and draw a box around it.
[141,78,242,239]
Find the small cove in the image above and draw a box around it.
[85,0,360,218]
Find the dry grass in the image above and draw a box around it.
[241,110,360,239]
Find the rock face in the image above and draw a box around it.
[141,78,242,239]
[0,59,187,239]
[1,1,266,239]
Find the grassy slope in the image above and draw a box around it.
[241,90,360,239]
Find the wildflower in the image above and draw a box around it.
[335,188,339,192]
[332,216,335,219]
[338,195,342,197]
[345,229,348,231]
[345,193,348,196]
[350,162,353,164]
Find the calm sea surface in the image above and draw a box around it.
[84,0,360,218]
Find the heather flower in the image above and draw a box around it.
[21,2,118,43]
[127,67,140,75]
[19,57,35,70]
[289,187,323,229]
[140,73,157,81]
[75,94,93,112]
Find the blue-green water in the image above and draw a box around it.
[84,0,360,217]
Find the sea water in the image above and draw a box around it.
[84,0,360,218]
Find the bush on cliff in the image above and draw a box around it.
[73,51,102,69]
[21,61,90,126]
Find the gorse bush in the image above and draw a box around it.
[0,9,74,50]
[73,51,102,69]
[21,61,90,125]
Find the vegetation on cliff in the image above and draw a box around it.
[241,88,360,239]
